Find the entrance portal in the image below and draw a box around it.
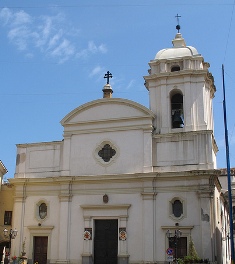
[94,219,118,264]
[34,236,48,264]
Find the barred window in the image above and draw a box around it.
[4,211,12,225]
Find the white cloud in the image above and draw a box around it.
[98,44,107,53]
[89,66,104,77]
[8,26,32,50]
[0,7,12,25]
[76,41,107,59]
[12,10,32,26]
[126,79,135,90]
[25,53,34,59]
[50,39,75,64]
[0,8,107,64]
[48,30,63,49]
[88,41,107,54]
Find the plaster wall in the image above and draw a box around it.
[15,142,62,178]
[153,132,215,171]
[70,130,145,175]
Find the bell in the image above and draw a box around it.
[172,110,184,128]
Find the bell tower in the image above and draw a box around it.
[144,30,218,172]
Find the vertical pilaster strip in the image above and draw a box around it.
[61,136,71,176]
[58,182,72,262]
[143,130,153,172]
[142,192,156,263]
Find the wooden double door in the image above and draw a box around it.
[34,236,48,264]
[94,219,118,264]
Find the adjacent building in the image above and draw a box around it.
[0,161,14,261]
[9,30,230,264]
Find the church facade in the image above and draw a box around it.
[10,31,230,264]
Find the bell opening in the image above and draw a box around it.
[171,93,184,129]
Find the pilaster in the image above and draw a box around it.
[141,192,156,263]
[57,183,72,262]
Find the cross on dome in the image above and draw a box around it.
[104,71,113,84]
[175,14,181,33]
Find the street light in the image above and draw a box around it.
[3,228,18,258]
[166,229,182,262]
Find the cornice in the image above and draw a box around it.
[63,124,153,136]
[149,55,203,64]
[144,69,208,81]
[9,172,157,185]
[28,225,54,231]
[16,141,62,148]
[10,169,221,187]
[63,115,154,127]
[80,204,131,210]
[153,129,213,139]
[161,225,194,230]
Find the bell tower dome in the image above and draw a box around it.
[144,32,218,171]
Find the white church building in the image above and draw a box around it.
[10,30,230,264]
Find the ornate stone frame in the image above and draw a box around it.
[80,204,131,264]
[27,225,54,264]
[169,196,186,221]
[35,199,49,223]
[93,140,119,166]
[162,225,194,260]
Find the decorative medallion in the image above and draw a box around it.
[103,194,109,204]
[83,228,92,240]
[119,228,127,241]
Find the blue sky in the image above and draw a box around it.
[1,0,235,179]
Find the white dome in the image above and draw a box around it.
[155,33,199,60]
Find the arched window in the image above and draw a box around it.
[171,92,184,128]
[171,65,180,72]
[39,203,47,219]
[172,200,183,218]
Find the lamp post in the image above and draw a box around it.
[3,228,18,259]
[166,229,182,263]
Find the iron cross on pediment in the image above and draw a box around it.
[104,71,112,84]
